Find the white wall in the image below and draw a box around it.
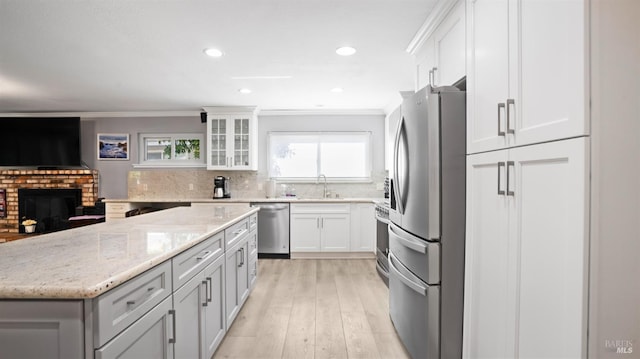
[87,115,206,198]
[589,1,640,357]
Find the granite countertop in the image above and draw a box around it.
[103,197,380,204]
[0,203,258,299]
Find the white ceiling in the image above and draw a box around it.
[0,0,437,113]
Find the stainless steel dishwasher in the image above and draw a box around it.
[249,202,290,258]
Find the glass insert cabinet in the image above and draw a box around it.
[204,106,258,171]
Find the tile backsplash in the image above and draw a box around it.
[128,170,385,200]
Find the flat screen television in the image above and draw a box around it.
[0,117,83,168]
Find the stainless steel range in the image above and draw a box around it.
[374,200,390,286]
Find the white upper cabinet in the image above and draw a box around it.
[433,0,466,87]
[413,0,466,90]
[204,106,258,171]
[466,0,588,154]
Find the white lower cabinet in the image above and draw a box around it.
[95,296,174,359]
[463,138,588,358]
[350,203,375,252]
[290,204,351,252]
[225,237,249,327]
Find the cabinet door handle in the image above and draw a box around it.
[497,162,506,195]
[169,309,176,344]
[498,103,506,136]
[506,99,515,134]
[206,277,213,303]
[241,247,245,266]
[202,281,208,307]
[507,161,515,196]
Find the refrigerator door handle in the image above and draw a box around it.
[389,223,427,254]
[388,252,427,296]
[393,116,406,214]
[426,89,441,239]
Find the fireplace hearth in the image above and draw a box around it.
[18,189,82,234]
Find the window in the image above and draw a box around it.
[268,132,372,182]
[137,133,205,167]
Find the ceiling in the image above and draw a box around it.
[0,0,437,114]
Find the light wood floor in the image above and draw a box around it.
[213,258,411,359]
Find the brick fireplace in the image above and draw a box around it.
[0,169,99,234]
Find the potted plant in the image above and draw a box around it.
[21,219,37,233]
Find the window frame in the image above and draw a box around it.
[267,131,373,183]
[135,133,206,168]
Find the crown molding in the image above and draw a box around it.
[0,111,200,118]
[258,109,385,116]
[406,0,461,55]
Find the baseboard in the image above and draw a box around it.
[290,252,376,259]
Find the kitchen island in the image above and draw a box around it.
[0,203,259,359]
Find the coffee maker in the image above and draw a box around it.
[213,176,230,199]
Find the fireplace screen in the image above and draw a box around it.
[18,189,82,234]
[0,189,5,218]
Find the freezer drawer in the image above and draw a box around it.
[389,222,440,284]
[389,251,440,359]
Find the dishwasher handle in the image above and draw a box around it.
[251,204,289,211]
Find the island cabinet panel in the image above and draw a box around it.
[0,300,84,359]
[225,217,250,250]
[225,237,249,328]
[203,255,226,359]
[173,254,226,359]
[93,260,172,348]
[172,232,224,290]
[94,296,174,359]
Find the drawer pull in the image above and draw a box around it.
[232,228,247,237]
[125,287,156,307]
[196,250,212,260]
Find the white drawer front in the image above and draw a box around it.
[172,232,224,290]
[290,203,350,214]
[93,260,172,348]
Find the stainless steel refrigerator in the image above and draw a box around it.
[388,84,466,359]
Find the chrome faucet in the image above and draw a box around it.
[317,174,327,198]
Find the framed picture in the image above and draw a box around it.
[97,133,129,160]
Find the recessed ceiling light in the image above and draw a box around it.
[238,88,252,94]
[336,46,356,56]
[231,75,293,80]
[204,48,224,58]
[331,87,344,93]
